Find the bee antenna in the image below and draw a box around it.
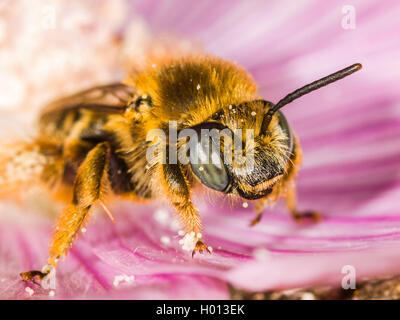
[261,63,362,132]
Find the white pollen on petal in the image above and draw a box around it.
[198,166,204,171]
[49,290,55,297]
[180,232,198,252]
[25,287,34,296]
[153,209,170,225]
[253,247,270,261]
[242,202,248,208]
[81,227,87,233]
[160,236,171,245]
[142,94,147,99]
[41,265,56,290]
[208,246,213,252]
[196,84,201,90]
[113,274,135,287]
[251,111,257,116]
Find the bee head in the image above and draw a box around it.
[188,100,292,199]
[189,63,362,200]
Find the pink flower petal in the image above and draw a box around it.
[1,0,400,299]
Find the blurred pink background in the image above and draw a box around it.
[0,0,400,299]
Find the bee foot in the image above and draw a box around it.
[20,270,48,286]
[249,213,263,227]
[192,240,211,258]
[20,264,56,289]
[293,210,322,223]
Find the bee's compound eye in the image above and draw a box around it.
[277,111,293,153]
[190,138,229,192]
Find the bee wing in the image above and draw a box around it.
[40,83,136,121]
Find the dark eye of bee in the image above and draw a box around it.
[277,111,293,153]
[189,123,230,192]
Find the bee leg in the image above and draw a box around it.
[249,213,263,226]
[286,185,322,223]
[162,163,210,257]
[20,142,111,284]
[249,200,266,226]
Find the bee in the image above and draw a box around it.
[2,54,361,284]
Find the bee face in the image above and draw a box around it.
[228,144,288,200]
[227,105,294,200]
[189,100,294,200]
